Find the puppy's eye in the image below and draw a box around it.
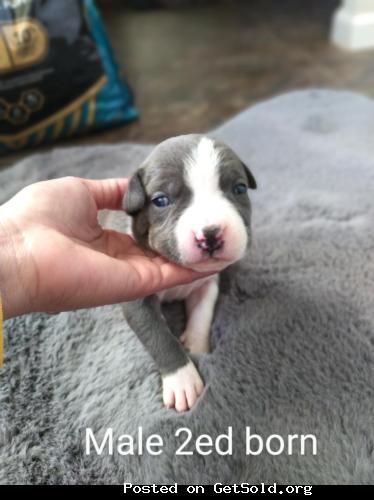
[233,183,247,195]
[152,195,171,207]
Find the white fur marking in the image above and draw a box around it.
[180,276,219,354]
[185,137,221,203]
[175,136,248,269]
[157,275,212,302]
[162,361,204,412]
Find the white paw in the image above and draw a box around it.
[162,361,204,412]
[180,332,210,355]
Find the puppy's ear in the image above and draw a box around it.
[123,171,146,215]
[242,162,257,190]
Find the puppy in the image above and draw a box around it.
[122,134,256,412]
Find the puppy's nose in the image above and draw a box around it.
[195,225,224,254]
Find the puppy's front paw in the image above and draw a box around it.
[162,361,204,412]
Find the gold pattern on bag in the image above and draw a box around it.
[0,75,106,148]
[0,34,12,71]
[0,17,48,72]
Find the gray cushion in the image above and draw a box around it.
[1,89,374,484]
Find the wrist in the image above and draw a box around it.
[0,205,33,319]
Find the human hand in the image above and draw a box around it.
[0,176,207,319]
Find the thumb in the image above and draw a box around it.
[80,178,129,210]
[150,257,211,294]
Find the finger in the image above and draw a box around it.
[74,249,208,306]
[86,230,206,294]
[91,229,158,260]
[157,260,212,291]
[80,178,129,210]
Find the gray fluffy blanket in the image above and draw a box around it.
[1,90,374,485]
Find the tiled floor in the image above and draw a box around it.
[3,0,374,168]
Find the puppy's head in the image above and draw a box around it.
[123,134,256,272]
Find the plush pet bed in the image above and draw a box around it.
[1,90,374,485]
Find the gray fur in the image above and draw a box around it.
[123,134,256,263]
[214,137,257,190]
[1,90,374,484]
[122,297,189,375]
[218,160,253,232]
[122,134,254,378]
[123,135,199,262]
[123,172,146,216]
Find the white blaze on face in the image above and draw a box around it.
[175,137,248,271]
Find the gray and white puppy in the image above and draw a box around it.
[122,134,256,412]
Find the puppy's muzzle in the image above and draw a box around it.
[194,224,224,256]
